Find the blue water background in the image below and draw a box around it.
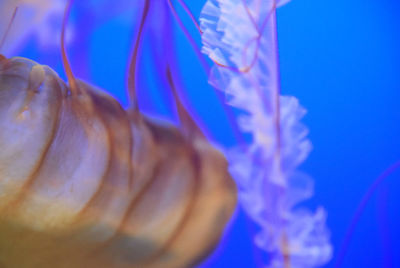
[17,0,400,267]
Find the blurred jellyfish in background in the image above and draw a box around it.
[1,0,400,267]
[0,0,65,55]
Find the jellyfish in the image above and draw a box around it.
[0,0,333,267]
[0,0,237,267]
[2,0,398,267]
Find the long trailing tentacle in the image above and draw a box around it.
[0,6,18,53]
[166,0,209,73]
[61,0,79,95]
[166,65,204,139]
[127,0,150,113]
[176,0,202,33]
[334,160,400,268]
[377,183,393,268]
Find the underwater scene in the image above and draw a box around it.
[0,0,399,267]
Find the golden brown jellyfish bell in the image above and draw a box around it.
[0,54,237,267]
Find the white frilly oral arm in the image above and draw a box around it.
[200,0,332,267]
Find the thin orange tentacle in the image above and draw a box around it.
[166,65,204,139]
[175,0,202,34]
[0,6,18,53]
[127,0,150,113]
[166,0,210,74]
[61,0,79,95]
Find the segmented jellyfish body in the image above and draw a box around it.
[0,0,237,266]
[0,54,237,268]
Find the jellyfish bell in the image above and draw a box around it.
[0,1,237,267]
